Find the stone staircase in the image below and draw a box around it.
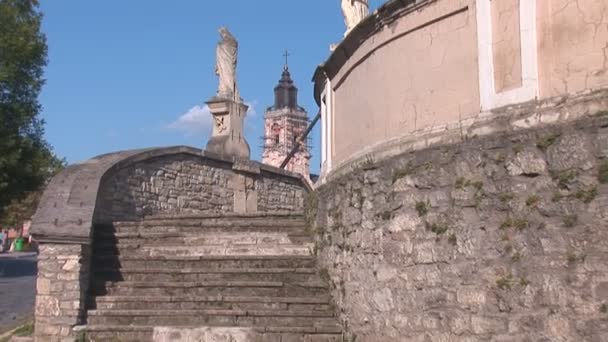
[83,214,342,342]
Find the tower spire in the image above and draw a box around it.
[283,50,290,71]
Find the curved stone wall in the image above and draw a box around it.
[314,0,608,179]
[312,112,608,341]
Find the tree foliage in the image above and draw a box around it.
[0,0,64,225]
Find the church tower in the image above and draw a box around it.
[262,54,310,179]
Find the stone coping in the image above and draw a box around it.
[31,146,309,244]
[312,0,430,104]
[316,88,608,188]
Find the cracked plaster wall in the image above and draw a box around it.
[332,0,480,170]
[537,0,608,98]
[329,0,608,174]
[492,0,523,93]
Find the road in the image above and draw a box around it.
[0,254,36,331]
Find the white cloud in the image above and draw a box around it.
[168,101,258,137]
[168,105,213,136]
[245,101,257,117]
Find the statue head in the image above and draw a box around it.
[218,27,235,42]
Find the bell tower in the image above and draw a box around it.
[262,52,310,179]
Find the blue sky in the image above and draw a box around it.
[38,1,384,173]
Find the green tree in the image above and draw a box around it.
[0,0,63,226]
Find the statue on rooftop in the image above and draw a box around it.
[341,0,369,37]
[215,27,239,101]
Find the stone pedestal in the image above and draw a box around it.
[206,97,250,159]
[34,244,91,342]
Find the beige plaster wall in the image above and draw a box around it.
[492,0,523,93]
[537,0,608,97]
[328,0,608,172]
[332,0,480,165]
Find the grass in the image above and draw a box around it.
[472,181,484,191]
[600,161,608,184]
[0,321,34,342]
[567,252,578,264]
[455,178,483,191]
[361,156,377,170]
[500,217,514,230]
[511,251,522,262]
[496,274,514,290]
[552,192,564,203]
[595,110,608,117]
[74,332,89,342]
[552,169,577,189]
[536,133,560,151]
[500,217,528,230]
[12,322,33,337]
[426,222,448,235]
[415,201,429,217]
[526,195,541,207]
[499,192,515,204]
[495,153,506,163]
[448,234,457,246]
[455,177,468,189]
[574,186,598,204]
[513,218,530,231]
[563,215,578,228]
[512,144,523,154]
[392,161,416,183]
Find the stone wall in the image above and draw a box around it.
[94,153,306,223]
[312,113,608,341]
[35,244,90,342]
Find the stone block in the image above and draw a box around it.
[234,190,247,214]
[61,259,80,272]
[280,333,308,342]
[505,149,547,176]
[547,133,595,171]
[372,288,394,312]
[245,190,258,213]
[37,278,51,295]
[307,334,342,342]
[457,288,487,307]
[35,296,60,317]
[471,316,507,335]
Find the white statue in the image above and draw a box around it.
[341,0,369,37]
[215,27,239,100]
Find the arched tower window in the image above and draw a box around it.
[271,123,281,145]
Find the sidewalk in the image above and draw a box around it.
[0,252,37,259]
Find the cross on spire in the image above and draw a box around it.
[283,50,290,71]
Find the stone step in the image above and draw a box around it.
[92,267,321,283]
[101,215,307,232]
[93,280,329,298]
[91,295,332,311]
[92,255,317,270]
[93,244,313,258]
[82,325,342,342]
[87,309,338,327]
[93,232,313,247]
[147,245,313,257]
